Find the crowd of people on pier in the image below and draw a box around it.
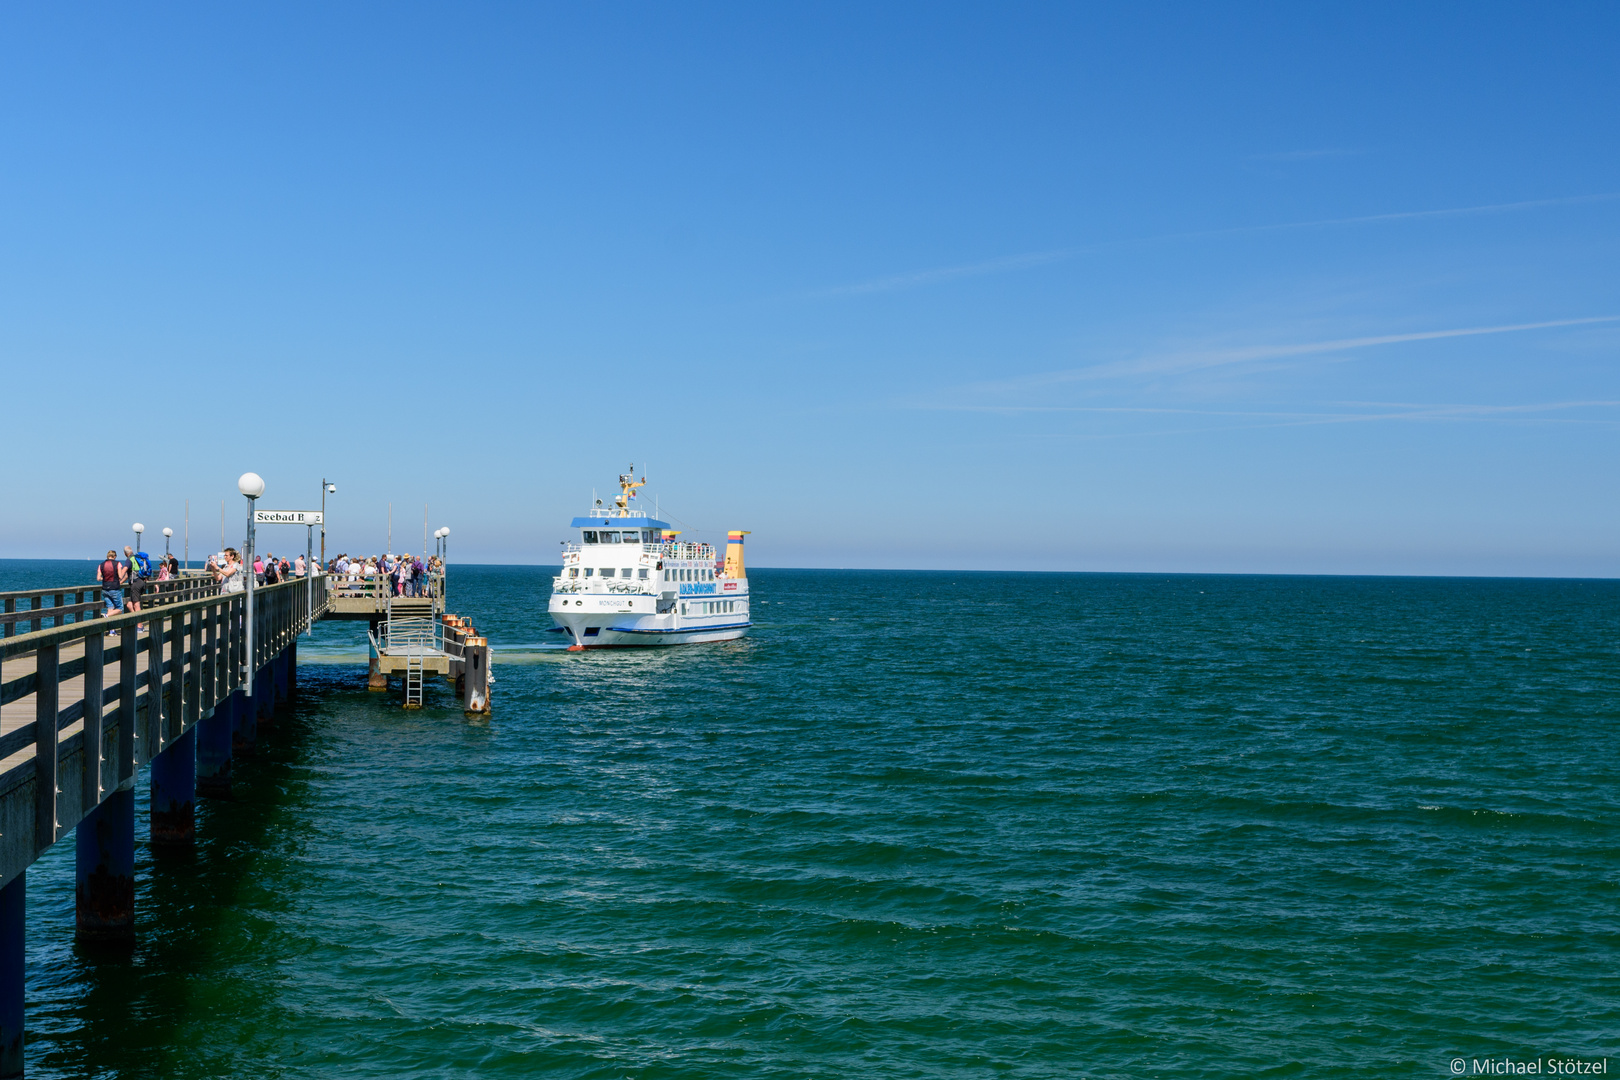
[189,549,442,597]
[326,552,442,597]
[95,544,445,625]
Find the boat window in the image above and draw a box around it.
[583,568,594,577]
[582,531,598,544]
[607,531,622,544]
[638,568,648,579]
[600,568,615,578]
[622,568,632,578]
[568,568,578,578]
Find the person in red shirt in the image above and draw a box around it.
[97,549,126,628]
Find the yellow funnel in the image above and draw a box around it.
[723,531,749,578]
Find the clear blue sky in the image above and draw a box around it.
[2,3,1617,574]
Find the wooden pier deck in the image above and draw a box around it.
[0,568,491,1075]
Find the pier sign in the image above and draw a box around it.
[253,509,324,525]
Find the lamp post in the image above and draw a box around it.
[239,472,265,698]
[320,480,336,565]
[437,528,449,603]
[132,522,144,553]
[162,527,173,561]
[305,523,315,635]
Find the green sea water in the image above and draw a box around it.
[3,562,1617,1078]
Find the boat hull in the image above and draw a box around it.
[550,609,750,649]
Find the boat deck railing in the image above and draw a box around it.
[559,542,717,559]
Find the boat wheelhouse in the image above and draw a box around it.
[549,468,750,650]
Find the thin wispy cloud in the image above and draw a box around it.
[936,399,1620,421]
[1057,316,1620,383]
[817,250,1074,296]
[1250,148,1368,162]
[929,316,1620,403]
[810,192,1620,298]
[946,399,1620,446]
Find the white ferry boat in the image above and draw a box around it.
[549,469,751,650]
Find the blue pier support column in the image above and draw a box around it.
[256,666,275,727]
[257,663,276,731]
[197,693,236,799]
[235,675,260,755]
[0,872,23,1077]
[275,647,290,707]
[150,726,196,848]
[75,787,135,947]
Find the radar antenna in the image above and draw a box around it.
[614,463,647,512]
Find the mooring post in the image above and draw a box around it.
[74,787,134,947]
[149,726,196,848]
[462,637,490,716]
[197,693,235,799]
[0,872,22,1078]
[368,618,386,690]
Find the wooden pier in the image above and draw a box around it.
[0,568,492,1076]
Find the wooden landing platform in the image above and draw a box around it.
[325,582,437,621]
[375,649,454,676]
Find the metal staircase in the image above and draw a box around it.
[382,589,441,709]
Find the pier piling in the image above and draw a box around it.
[0,873,22,1078]
[197,694,235,799]
[149,727,196,848]
[234,677,259,755]
[74,788,134,947]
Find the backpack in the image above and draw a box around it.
[133,551,154,579]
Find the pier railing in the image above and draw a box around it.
[0,575,328,888]
[0,588,102,638]
[0,575,226,639]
